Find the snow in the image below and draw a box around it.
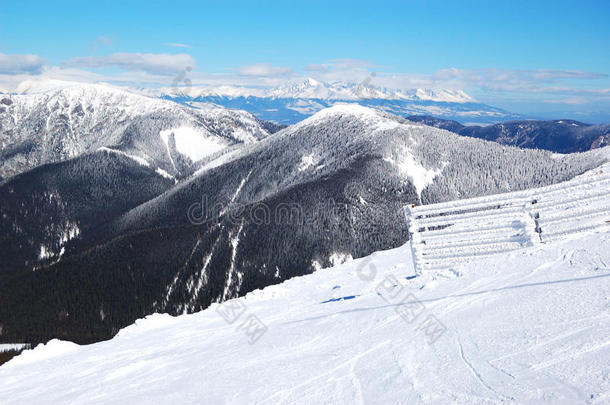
[35,221,81,262]
[8,340,79,366]
[1,81,270,179]
[193,149,242,176]
[412,88,475,103]
[406,163,610,272]
[329,252,353,267]
[384,152,444,198]
[38,245,52,260]
[16,79,100,94]
[160,78,476,103]
[222,224,245,301]
[98,147,150,167]
[160,126,228,162]
[0,344,30,353]
[155,167,174,180]
[2,223,609,403]
[298,154,316,172]
[292,103,413,133]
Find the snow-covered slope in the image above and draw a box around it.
[1,222,608,404]
[0,82,270,179]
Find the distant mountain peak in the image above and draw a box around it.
[300,103,396,123]
[266,79,476,102]
[411,88,475,103]
[303,77,321,86]
[156,78,476,104]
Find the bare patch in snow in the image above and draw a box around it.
[384,151,445,198]
[298,154,316,172]
[160,126,228,162]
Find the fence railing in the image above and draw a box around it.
[404,166,610,273]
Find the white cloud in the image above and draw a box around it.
[236,63,293,77]
[327,58,374,70]
[63,53,195,75]
[543,97,591,105]
[304,63,328,72]
[431,68,609,92]
[0,53,45,74]
[165,43,193,49]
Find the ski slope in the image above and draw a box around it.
[1,228,609,403]
[406,163,610,273]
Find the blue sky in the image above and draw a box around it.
[1,0,609,120]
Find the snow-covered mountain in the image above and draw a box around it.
[1,104,606,345]
[408,116,610,153]
[166,77,476,102]
[0,149,176,274]
[267,78,475,102]
[161,78,519,125]
[0,81,271,180]
[1,207,608,404]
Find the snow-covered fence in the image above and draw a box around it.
[405,166,610,273]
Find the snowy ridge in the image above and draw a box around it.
[406,163,610,273]
[289,103,408,130]
[0,81,270,179]
[161,77,476,103]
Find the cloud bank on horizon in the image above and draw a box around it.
[0,0,608,121]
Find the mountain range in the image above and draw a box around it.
[166,77,476,102]
[0,82,272,180]
[0,83,608,345]
[407,116,610,153]
[160,78,521,125]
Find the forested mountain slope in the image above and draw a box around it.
[0,105,606,344]
[407,115,609,153]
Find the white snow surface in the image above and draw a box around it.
[384,153,444,198]
[98,147,150,167]
[1,226,609,403]
[290,103,412,133]
[160,126,228,162]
